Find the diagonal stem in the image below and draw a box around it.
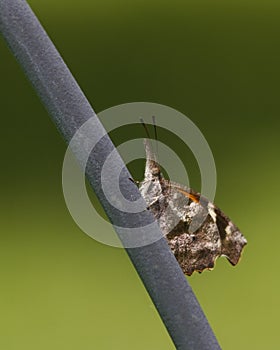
[0,1,221,349]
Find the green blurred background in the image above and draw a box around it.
[1,0,279,349]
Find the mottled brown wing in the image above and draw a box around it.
[146,180,247,275]
[139,138,247,275]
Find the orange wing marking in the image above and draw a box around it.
[176,188,200,203]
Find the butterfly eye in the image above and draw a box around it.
[152,169,161,178]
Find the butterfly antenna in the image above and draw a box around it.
[152,115,158,142]
[140,117,151,139]
[152,115,160,165]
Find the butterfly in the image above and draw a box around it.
[137,119,247,276]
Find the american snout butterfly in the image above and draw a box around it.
[137,118,247,276]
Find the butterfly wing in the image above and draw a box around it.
[142,179,247,275]
[139,138,247,275]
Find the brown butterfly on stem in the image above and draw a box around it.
[136,117,247,276]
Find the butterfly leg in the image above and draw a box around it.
[129,177,140,185]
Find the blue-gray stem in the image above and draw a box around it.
[0,1,221,349]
